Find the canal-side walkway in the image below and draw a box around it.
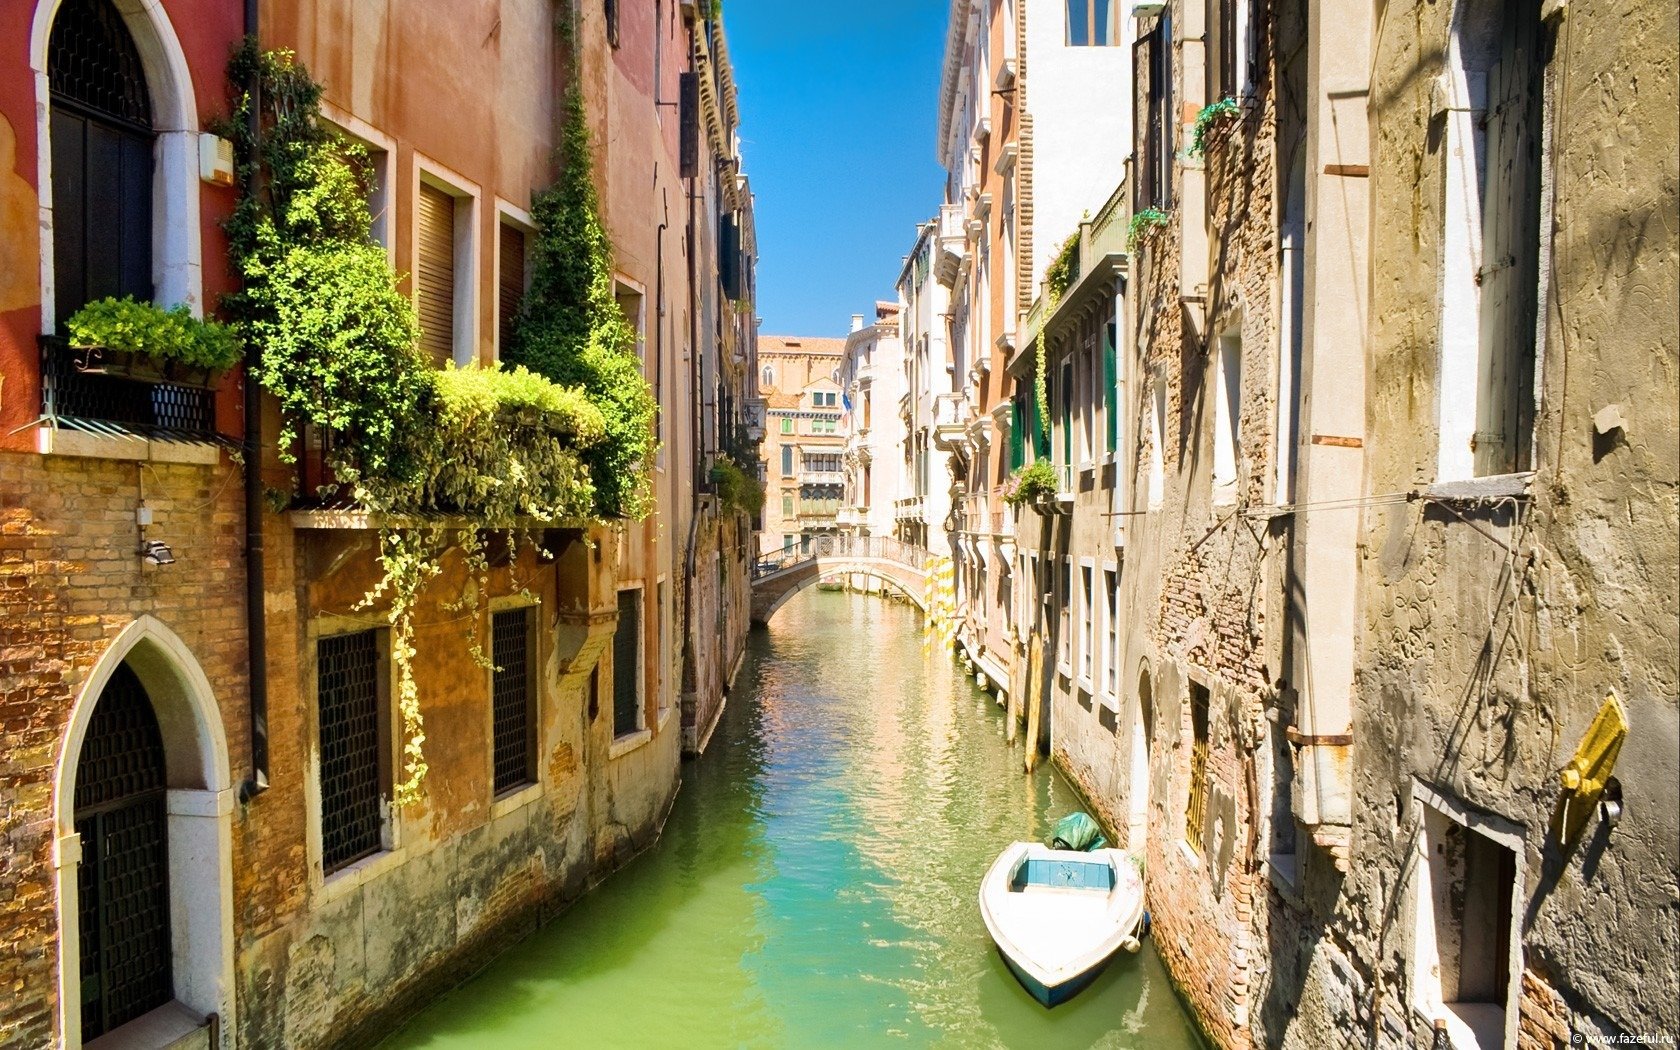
[384,589,1206,1048]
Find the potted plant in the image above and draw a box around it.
[1189,97,1241,159]
[64,295,242,387]
[1003,460,1059,512]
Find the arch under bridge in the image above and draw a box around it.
[750,536,932,625]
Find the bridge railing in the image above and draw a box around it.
[752,535,931,580]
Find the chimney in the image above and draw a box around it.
[850,313,864,333]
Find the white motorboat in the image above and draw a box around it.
[978,842,1146,1007]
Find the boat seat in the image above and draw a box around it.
[1009,858,1114,892]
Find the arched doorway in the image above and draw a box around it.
[55,616,235,1047]
[73,664,172,1039]
[1127,665,1154,848]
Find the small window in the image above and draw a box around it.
[1148,377,1168,508]
[780,417,794,435]
[490,607,536,795]
[782,494,793,517]
[781,446,795,476]
[1066,0,1121,46]
[1213,329,1242,503]
[615,281,645,362]
[1104,568,1120,699]
[1414,798,1519,1048]
[762,364,774,387]
[317,630,388,875]
[604,0,620,48]
[1186,682,1210,851]
[1058,559,1073,671]
[1079,564,1095,684]
[612,588,643,738]
[497,222,527,357]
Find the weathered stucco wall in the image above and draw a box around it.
[1298,0,1680,1043]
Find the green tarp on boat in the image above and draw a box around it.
[1050,812,1108,852]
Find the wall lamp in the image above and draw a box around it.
[140,539,176,566]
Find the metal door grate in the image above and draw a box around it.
[318,631,384,874]
[49,0,153,130]
[491,608,535,794]
[74,663,171,1039]
[42,339,217,435]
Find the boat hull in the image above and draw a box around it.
[978,842,1145,1008]
[997,945,1111,1006]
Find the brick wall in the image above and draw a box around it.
[0,448,249,1046]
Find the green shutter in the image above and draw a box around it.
[1104,320,1119,453]
[1010,399,1025,469]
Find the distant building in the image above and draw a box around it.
[839,304,906,539]
[756,336,848,556]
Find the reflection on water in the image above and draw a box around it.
[384,590,1206,1049]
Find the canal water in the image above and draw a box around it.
[385,589,1206,1049]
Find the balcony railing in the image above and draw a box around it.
[39,335,219,439]
[798,468,845,485]
[932,392,973,452]
[934,203,966,287]
[893,495,925,521]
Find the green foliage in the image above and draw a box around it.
[1126,208,1170,252]
[412,365,602,523]
[505,80,658,521]
[223,44,611,806]
[1033,231,1081,442]
[65,296,243,371]
[711,456,764,516]
[1189,97,1241,159]
[1003,460,1060,507]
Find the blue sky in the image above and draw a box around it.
[726,2,949,337]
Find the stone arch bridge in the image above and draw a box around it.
[751,536,932,625]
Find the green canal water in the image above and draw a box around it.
[384,589,1206,1049]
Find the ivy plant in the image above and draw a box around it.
[1189,97,1241,159]
[504,69,658,521]
[1033,231,1081,444]
[65,296,243,372]
[711,456,764,516]
[1126,208,1170,252]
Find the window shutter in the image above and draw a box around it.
[417,182,457,366]
[680,72,699,179]
[1474,0,1543,476]
[498,224,525,355]
[1104,320,1119,452]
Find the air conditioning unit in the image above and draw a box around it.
[1132,0,1166,17]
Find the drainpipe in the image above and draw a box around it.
[240,0,269,801]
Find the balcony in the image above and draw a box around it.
[934,204,966,287]
[798,468,845,486]
[932,392,973,452]
[894,495,925,522]
[38,335,220,445]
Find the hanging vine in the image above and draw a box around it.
[1032,231,1081,446]
[504,31,658,521]
[224,44,616,806]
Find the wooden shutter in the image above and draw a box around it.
[1474,0,1543,476]
[1104,317,1119,453]
[417,183,456,366]
[498,224,525,355]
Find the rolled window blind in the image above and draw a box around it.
[417,182,456,365]
[498,225,526,354]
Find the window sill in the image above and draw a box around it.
[1176,839,1203,869]
[85,1000,210,1050]
[1424,472,1534,502]
[490,781,543,821]
[1266,852,1301,901]
[609,727,653,760]
[321,844,406,902]
[658,705,675,732]
[38,425,222,466]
